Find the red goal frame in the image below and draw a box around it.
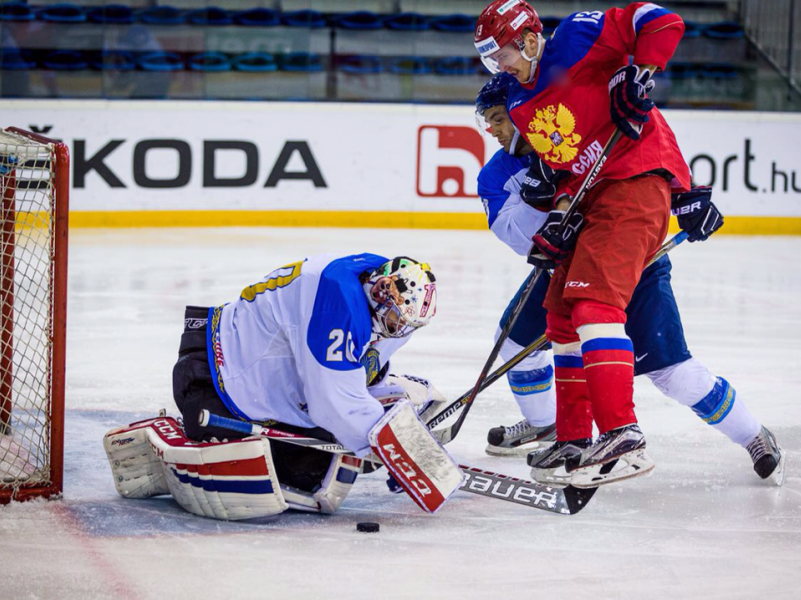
[0,127,68,503]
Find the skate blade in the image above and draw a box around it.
[770,448,787,487]
[485,440,555,457]
[529,466,571,489]
[570,450,655,489]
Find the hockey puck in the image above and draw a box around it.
[356,522,380,533]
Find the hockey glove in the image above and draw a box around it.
[520,156,570,211]
[527,206,585,270]
[671,186,723,242]
[608,65,655,141]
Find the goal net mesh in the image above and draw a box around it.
[0,128,57,495]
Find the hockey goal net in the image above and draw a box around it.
[0,127,68,503]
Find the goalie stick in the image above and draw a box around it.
[427,228,689,445]
[198,409,596,515]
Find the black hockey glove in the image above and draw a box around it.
[671,186,723,242]
[527,205,585,270]
[608,65,655,141]
[520,156,570,211]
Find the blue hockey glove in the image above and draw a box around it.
[527,205,584,270]
[386,474,404,494]
[608,65,655,140]
[520,156,569,211]
[671,186,723,242]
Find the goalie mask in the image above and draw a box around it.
[363,257,437,339]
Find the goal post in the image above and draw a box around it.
[0,127,69,503]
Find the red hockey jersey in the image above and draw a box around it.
[507,3,692,195]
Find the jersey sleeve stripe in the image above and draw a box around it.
[633,3,672,34]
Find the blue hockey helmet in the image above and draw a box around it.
[475,72,516,116]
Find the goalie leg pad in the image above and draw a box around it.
[144,418,287,520]
[369,400,464,513]
[106,415,287,520]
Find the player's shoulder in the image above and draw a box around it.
[306,253,387,371]
[479,149,527,191]
[546,11,607,68]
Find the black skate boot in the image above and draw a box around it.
[746,426,786,486]
[486,420,556,456]
[527,438,591,488]
[567,423,655,489]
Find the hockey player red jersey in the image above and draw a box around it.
[505,3,692,195]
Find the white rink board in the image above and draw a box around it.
[2,100,801,217]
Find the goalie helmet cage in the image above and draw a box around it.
[0,127,68,504]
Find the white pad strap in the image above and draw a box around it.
[369,400,464,513]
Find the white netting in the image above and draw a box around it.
[0,128,56,497]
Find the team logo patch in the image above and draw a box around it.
[526,104,582,164]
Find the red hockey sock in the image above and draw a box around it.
[573,301,636,435]
[547,312,592,441]
[553,347,593,441]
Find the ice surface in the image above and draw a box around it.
[2,228,800,599]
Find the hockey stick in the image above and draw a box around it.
[426,228,689,445]
[198,409,596,515]
[443,130,624,444]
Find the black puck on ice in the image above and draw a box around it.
[356,522,380,533]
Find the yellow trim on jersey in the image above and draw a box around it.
[240,260,304,302]
[16,211,801,234]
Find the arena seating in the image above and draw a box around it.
[0,1,755,107]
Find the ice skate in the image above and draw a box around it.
[567,424,655,489]
[747,426,786,486]
[485,420,556,456]
[526,438,591,488]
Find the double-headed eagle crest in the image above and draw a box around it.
[525,103,582,164]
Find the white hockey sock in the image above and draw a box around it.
[646,358,761,447]
[499,335,555,426]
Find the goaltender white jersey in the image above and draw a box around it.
[207,252,409,456]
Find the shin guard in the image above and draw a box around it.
[553,342,593,441]
[574,302,635,435]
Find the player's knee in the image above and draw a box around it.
[645,358,716,406]
[546,312,580,344]
[571,300,626,330]
[499,334,551,370]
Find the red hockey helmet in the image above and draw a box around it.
[474,0,543,75]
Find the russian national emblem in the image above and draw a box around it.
[526,104,582,164]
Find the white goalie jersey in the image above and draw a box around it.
[207,252,409,456]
